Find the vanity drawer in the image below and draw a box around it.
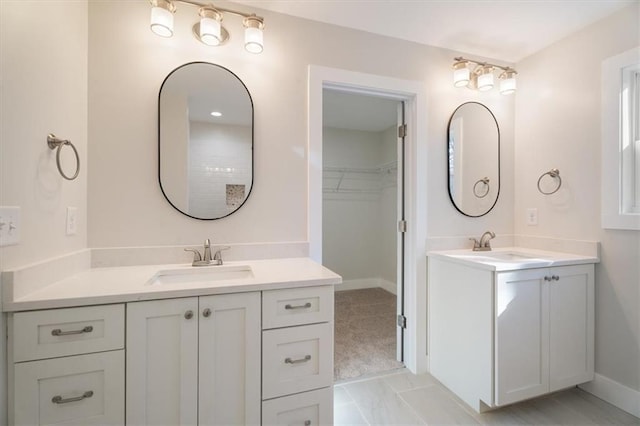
[262,286,334,329]
[262,322,333,399]
[13,350,124,426]
[12,304,125,362]
[262,387,333,426]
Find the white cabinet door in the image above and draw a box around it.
[549,265,594,391]
[126,297,199,426]
[198,292,261,426]
[495,269,549,406]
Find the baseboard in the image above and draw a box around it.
[579,373,640,418]
[337,278,397,295]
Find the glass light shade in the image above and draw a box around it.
[245,27,263,54]
[150,5,173,37]
[453,67,470,87]
[477,71,494,91]
[200,17,222,46]
[500,76,516,95]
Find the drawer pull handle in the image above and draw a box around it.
[285,302,312,310]
[285,355,311,364]
[52,390,94,404]
[304,421,311,426]
[51,325,93,336]
[552,275,560,281]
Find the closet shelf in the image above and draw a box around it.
[323,161,397,194]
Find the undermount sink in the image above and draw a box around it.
[147,264,254,286]
[458,251,541,262]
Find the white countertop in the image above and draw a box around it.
[427,247,599,272]
[3,258,342,312]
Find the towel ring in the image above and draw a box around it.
[473,177,490,198]
[47,134,80,181]
[537,168,561,195]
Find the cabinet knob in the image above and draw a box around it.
[202,308,212,318]
[544,276,552,281]
[184,310,194,320]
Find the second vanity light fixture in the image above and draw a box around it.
[150,0,265,53]
[452,57,517,95]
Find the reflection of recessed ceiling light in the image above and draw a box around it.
[210,111,222,117]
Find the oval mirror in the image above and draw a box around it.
[159,62,253,220]
[447,102,500,217]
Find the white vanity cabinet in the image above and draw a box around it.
[429,258,594,412]
[8,304,125,425]
[126,292,261,426]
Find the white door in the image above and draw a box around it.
[198,292,261,426]
[126,297,199,426]
[549,265,595,391]
[495,269,549,406]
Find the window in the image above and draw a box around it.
[602,47,640,230]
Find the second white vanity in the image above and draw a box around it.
[428,247,598,413]
[3,257,340,426]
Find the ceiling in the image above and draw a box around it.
[229,0,635,62]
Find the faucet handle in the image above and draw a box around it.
[213,246,231,264]
[184,248,202,263]
[469,238,480,249]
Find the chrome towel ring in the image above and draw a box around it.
[537,168,561,195]
[473,177,490,198]
[47,134,80,181]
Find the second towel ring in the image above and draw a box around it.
[473,177,490,198]
[537,168,561,195]
[47,134,80,181]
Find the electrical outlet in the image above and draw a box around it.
[66,207,78,236]
[526,208,538,226]
[0,206,21,246]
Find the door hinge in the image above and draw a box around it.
[397,314,407,329]
[398,124,407,138]
[398,220,407,233]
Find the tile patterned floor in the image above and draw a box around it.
[334,369,640,425]
[334,288,404,381]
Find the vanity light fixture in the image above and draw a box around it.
[149,0,265,54]
[452,57,518,95]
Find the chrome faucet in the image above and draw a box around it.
[470,231,496,251]
[184,239,231,266]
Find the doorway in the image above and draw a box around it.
[321,89,406,381]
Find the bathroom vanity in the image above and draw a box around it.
[3,257,340,426]
[427,247,598,413]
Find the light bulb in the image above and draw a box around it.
[453,62,470,88]
[150,0,174,38]
[199,8,222,46]
[244,16,264,54]
[499,71,517,95]
[477,67,494,91]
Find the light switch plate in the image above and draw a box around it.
[66,207,78,235]
[526,208,538,226]
[0,206,21,246]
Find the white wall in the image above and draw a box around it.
[515,4,640,392]
[87,0,515,248]
[0,1,88,270]
[0,3,88,423]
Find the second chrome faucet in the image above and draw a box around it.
[470,231,496,251]
[185,239,230,266]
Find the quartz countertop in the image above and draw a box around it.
[427,247,599,272]
[3,258,342,312]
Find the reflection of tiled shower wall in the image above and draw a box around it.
[188,122,252,218]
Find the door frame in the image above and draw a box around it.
[308,65,428,374]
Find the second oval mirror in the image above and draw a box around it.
[159,62,253,220]
[447,102,500,217]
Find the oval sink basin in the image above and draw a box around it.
[147,265,253,286]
